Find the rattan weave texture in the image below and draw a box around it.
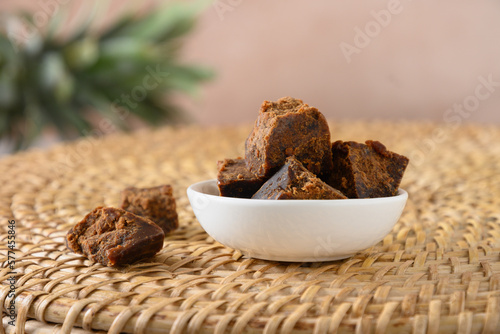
[1,121,499,334]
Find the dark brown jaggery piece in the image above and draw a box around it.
[329,140,409,198]
[217,158,265,198]
[121,185,178,234]
[245,97,333,179]
[252,157,347,200]
[66,207,164,267]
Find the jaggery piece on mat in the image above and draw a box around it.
[329,140,409,198]
[121,185,178,234]
[217,158,265,198]
[252,156,347,200]
[66,207,164,267]
[245,97,333,179]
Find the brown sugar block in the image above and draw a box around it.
[245,97,333,179]
[217,158,265,198]
[252,157,347,200]
[329,140,409,198]
[66,207,164,267]
[121,185,178,234]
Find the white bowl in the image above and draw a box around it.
[187,180,408,262]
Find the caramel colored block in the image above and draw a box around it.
[329,140,409,198]
[217,158,265,198]
[66,207,164,267]
[121,185,178,234]
[252,157,347,200]
[245,97,333,179]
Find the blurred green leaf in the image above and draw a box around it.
[0,1,213,152]
[64,37,99,70]
[0,75,16,108]
[113,3,196,42]
[100,15,135,40]
[46,7,66,40]
[38,53,59,87]
[99,37,153,60]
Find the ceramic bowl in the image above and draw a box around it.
[187,180,408,262]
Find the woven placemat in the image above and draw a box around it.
[1,121,499,334]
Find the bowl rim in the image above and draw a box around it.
[187,179,408,205]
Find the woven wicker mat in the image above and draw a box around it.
[1,121,499,334]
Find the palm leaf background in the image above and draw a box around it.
[0,1,213,151]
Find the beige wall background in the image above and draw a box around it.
[2,0,500,126]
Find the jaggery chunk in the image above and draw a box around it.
[245,97,333,179]
[66,207,164,267]
[217,158,265,198]
[252,157,347,200]
[121,185,178,234]
[329,140,409,198]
